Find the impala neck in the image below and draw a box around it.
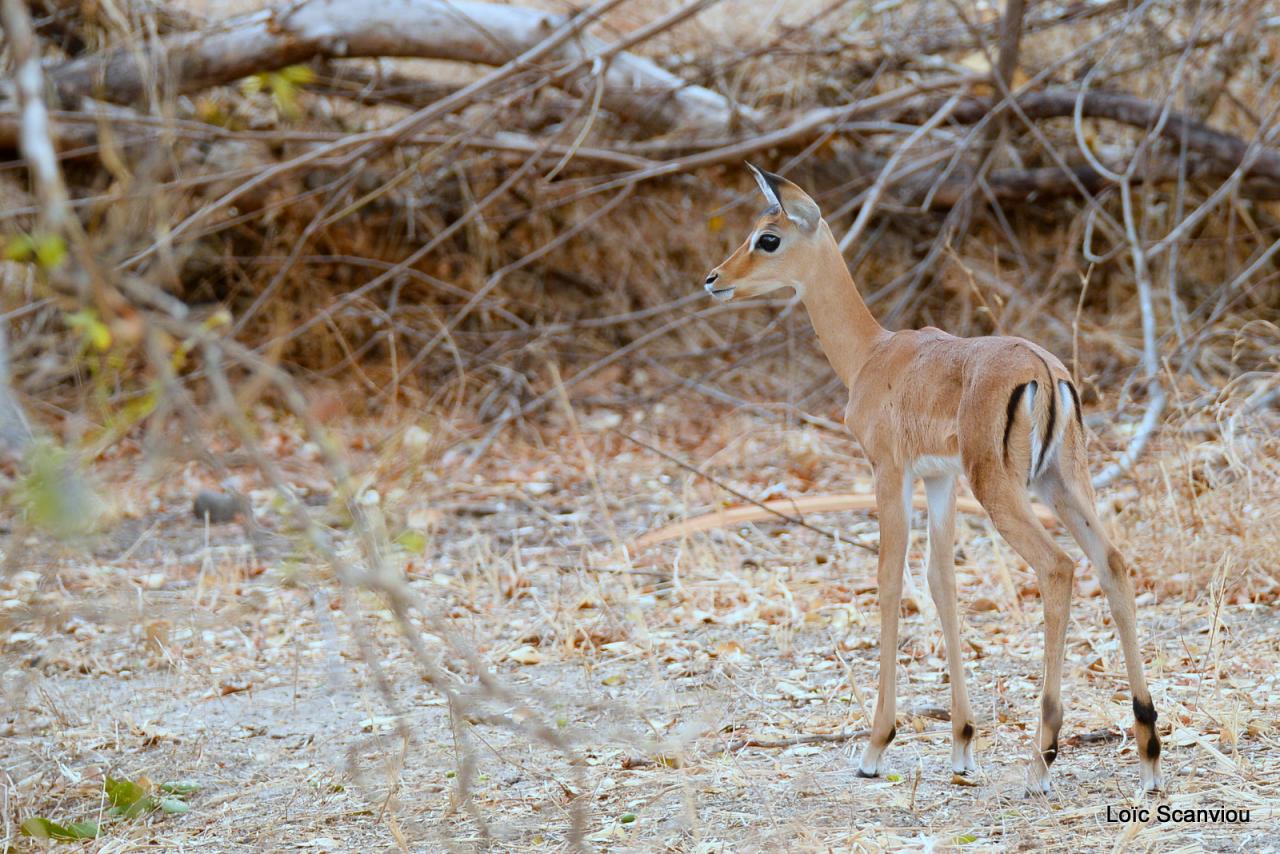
[799,222,887,389]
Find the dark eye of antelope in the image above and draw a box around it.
[755,233,781,252]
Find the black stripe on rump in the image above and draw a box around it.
[1066,381,1083,428]
[1034,357,1057,475]
[1002,382,1030,464]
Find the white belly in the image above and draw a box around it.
[911,454,964,478]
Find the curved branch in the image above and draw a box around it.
[1091,386,1166,490]
[1092,176,1166,491]
[46,0,754,135]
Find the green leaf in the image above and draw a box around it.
[240,73,266,96]
[885,773,902,782]
[159,781,200,795]
[105,777,147,809]
[619,813,637,824]
[117,388,159,426]
[34,234,67,270]
[394,529,428,553]
[67,820,101,838]
[955,834,978,844]
[272,94,299,119]
[1,232,65,269]
[65,308,112,352]
[20,817,98,839]
[14,441,102,539]
[21,817,71,839]
[279,64,315,85]
[4,234,35,263]
[159,798,190,815]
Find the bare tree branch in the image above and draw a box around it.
[0,322,33,456]
[46,0,755,135]
[2,0,73,231]
[917,88,1280,182]
[994,0,1027,92]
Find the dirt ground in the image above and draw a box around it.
[2,406,1278,852]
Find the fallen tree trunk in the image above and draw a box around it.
[47,0,756,135]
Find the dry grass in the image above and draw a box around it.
[2,394,1277,851]
[7,0,1278,416]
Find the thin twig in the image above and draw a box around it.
[613,428,878,554]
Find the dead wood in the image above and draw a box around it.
[633,492,1060,550]
[45,0,756,135]
[725,729,869,751]
[925,88,1280,183]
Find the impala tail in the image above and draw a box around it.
[1002,360,1082,484]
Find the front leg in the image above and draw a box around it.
[857,466,911,778]
[924,474,977,776]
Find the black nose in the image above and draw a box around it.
[704,273,718,285]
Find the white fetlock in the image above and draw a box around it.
[1025,759,1052,797]
[952,739,977,776]
[857,744,885,778]
[1140,760,1164,794]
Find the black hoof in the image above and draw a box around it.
[855,769,879,779]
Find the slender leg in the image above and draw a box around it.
[857,466,910,778]
[1038,470,1163,792]
[924,475,977,775]
[973,478,1074,795]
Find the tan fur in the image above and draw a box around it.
[705,167,1163,793]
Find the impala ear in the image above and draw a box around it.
[747,162,783,211]
[745,163,821,232]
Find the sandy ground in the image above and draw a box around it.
[3,409,1278,852]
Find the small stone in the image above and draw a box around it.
[402,425,431,451]
[192,490,246,524]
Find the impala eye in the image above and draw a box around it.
[755,233,781,252]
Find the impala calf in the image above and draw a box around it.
[703,165,1163,794]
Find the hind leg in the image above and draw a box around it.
[971,473,1073,795]
[1036,465,1163,792]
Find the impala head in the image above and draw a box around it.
[703,163,825,302]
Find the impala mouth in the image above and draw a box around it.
[706,285,735,301]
